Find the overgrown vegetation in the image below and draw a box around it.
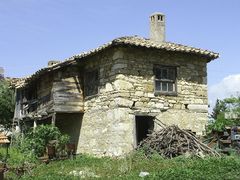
[1,125,70,178]
[0,147,37,168]
[18,125,70,157]
[1,151,236,179]
[208,95,240,132]
[0,79,15,131]
[0,147,38,179]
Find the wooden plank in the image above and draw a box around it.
[53,97,83,102]
[51,73,83,112]
[53,91,82,95]
[53,81,80,87]
[219,139,231,144]
[52,86,80,91]
[54,105,84,112]
[54,101,84,106]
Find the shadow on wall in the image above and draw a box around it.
[55,113,83,149]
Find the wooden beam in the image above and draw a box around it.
[51,113,56,126]
[33,120,37,130]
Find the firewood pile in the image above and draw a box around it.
[138,122,220,158]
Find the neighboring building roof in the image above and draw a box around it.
[16,36,219,88]
[5,77,25,88]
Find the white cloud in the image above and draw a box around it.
[208,74,240,111]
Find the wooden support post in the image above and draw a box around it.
[33,120,37,129]
[52,113,56,126]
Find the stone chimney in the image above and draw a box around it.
[48,60,60,67]
[150,12,165,43]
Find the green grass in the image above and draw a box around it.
[2,148,240,179]
[0,147,37,167]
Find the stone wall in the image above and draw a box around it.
[75,46,209,156]
[109,47,209,135]
[77,108,134,156]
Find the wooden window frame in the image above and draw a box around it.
[84,69,99,97]
[154,66,177,96]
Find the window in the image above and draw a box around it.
[154,66,177,94]
[158,15,163,21]
[84,69,99,96]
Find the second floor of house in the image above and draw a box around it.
[14,41,216,120]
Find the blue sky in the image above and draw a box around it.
[0,0,240,108]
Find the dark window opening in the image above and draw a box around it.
[158,15,163,21]
[37,117,52,126]
[154,66,177,95]
[84,69,99,97]
[135,116,154,145]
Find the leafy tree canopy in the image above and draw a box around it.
[0,79,15,130]
[209,95,240,132]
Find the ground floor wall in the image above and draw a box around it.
[77,108,135,156]
[155,110,207,135]
[21,107,207,156]
[74,107,207,156]
[22,107,207,156]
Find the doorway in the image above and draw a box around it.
[135,115,154,145]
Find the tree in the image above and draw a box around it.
[0,79,15,131]
[211,99,227,120]
[209,95,240,131]
[224,96,240,115]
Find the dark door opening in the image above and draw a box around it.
[135,116,154,145]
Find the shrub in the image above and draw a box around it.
[20,125,69,157]
[0,147,37,167]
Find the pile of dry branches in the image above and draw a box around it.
[138,122,220,158]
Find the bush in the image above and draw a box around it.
[20,125,69,157]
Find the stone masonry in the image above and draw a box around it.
[76,46,209,156]
[14,12,218,157]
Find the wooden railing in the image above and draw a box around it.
[21,94,52,115]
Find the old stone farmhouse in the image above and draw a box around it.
[14,13,219,156]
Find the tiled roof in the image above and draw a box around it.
[69,36,219,60]
[16,36,219,88]
[118,36,219,58]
